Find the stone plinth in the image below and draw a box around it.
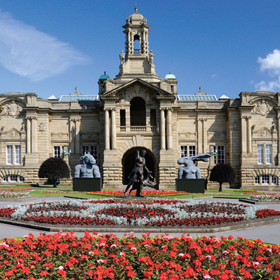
[73,178,102,192]
[176,179,206,193]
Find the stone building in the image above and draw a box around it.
[0,8,279,190]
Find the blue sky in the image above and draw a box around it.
[0,0,280,99]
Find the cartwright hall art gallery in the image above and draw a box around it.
[0,7,279,190]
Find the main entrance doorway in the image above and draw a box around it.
[122,147,157,185]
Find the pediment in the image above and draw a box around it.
[100,79,175,103]
[0,127,25,139]
[252,126,277,139]
[0,98,25,118]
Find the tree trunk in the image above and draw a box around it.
[219,182,222,192]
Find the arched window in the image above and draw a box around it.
[130,97,146,126]
[134,35,140,54]
[2,175,24,183]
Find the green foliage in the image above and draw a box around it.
[38,157,70,181]
[210,164,235,192]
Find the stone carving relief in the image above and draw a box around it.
[252,100,273,116]
[0,127,25,140]
[38,123,46,131]
[51,133,69,140]
[252,126,277,139]
[179,132,197,140]
[0,101,23,118]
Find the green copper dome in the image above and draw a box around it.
[165,71,176,79]
[99,71,110,80]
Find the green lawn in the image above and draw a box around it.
[0,184,252,200]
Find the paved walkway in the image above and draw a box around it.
[1,196,280,243]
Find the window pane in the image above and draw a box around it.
[19,176,25,182]
[255,176,260,184]
[10,175,17,182]
[3,176,8,182]
[272,176,277,185]
[54,146,60,158]
[262,174,269,184]
[82,146,89,155]
[189,146,196,157]
[6,145,13,165]
[15,145,21,165]
[90,146,98,162]
[257,144,264,164]
[180,146,187,157]
[121,110,126,126]
[214,146,225,164]
[266,144,272,164]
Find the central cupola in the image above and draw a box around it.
[115,6,160,83]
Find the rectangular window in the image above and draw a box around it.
[255,176,260,184]
[189,146,196,157]
[10,175,17,182]
[120,110,126,126]
[6,145,13,165]
[214,146,225,164]
[180,146,188,157]
[272,176,278,185]
[15,145,21,165]
[262,174,269,184]
[266,144,272,164]
[82,146,89,155]
[90,146,98,160]
[150,109,156,126]
[54,146,61,158]
[257,144,264,164]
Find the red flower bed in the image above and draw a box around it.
[87,190,187,197]
[0,232,280,279]
[1,199,280,228]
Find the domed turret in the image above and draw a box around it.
[165,71,176,79]
[99,71,110,80]
[126,6,146,24]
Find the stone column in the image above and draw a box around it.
[277,114,280,165]
[247,116,252,154]
[166,109,172,149]
[197,118,203,154]
[105,109,110,150]
[31,116,37,153]
[69,119,75,153]
[241,116,247,154]
[201,118,207,153]
[160,109,166,150]
[111,108,116,150]
[146,108,151,132]
[75,119,80,154]
[26,117,31,154]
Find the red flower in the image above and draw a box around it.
[127,270,136,278]
[40,271,49,276]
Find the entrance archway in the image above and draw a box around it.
[122,147,157,185]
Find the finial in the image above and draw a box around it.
[135,4,138,13]
[169,71,171,74]
[199,86,202,92]
[104,71,106,75]
[75,86,78,93]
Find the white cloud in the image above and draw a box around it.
[255,78,280,92]
[255,49,280,92]
[211,74,217,78]
[0,10,90,81]
[258,49,280,76]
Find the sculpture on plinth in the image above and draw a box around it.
[74,152,101,178]
[177,153,212,179]
[176,153,212,193]
[124,149,157,198]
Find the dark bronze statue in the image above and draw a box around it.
[124,149,157,198]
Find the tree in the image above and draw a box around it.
[209,164,235,192]
[38,157,70,187]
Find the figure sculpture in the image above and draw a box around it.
[124,149,157,197]
[74,152,101,178]
[177,153,212,179]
